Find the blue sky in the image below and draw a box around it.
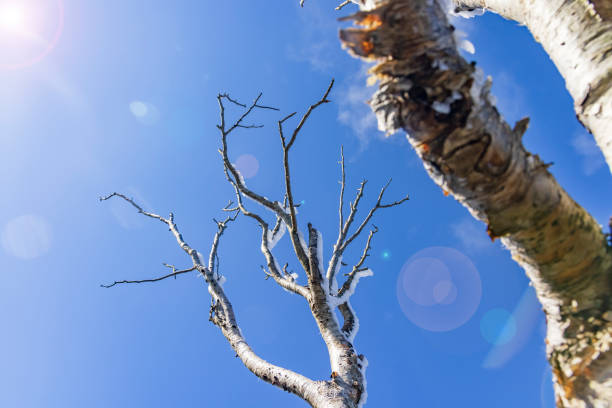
[1,1,610,407]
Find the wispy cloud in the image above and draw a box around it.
[489,71,528,124]
[451,217,491,253]
[286,2,340,72]
[571,132,605,175]
[336,66,380,150]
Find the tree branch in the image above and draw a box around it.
[222,157,310,300]
[336,0,352,11]
[451,0,612,172]
[338,226,377,299]
[340,179,408,252]
[338,146,346,249]
[326,177,408,290]
[278,79,335,274]
[100,265,197,288]
[101,193,318,402]
[341,1,612,405]
[326,179,367,287]
[217,93,289,222]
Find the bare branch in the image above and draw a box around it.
[248,208,310,299]
[342,180,368,242]
[217,94,291,225]
[101,193,202,267]
[101,193,316,400]
[326,179,367,285]
[254,103,279,111]
[338,302,357,339]
[286,79,334,151]
[219,94,247,108]
[100,193,165,223]
[208,212,239,273]
[100,265,197,288]
[338,146,346,243]
[102,80,381,406]
[326,178,407,290]
[338,226,378,299]
[336,0,352,10]
[340,179,409,252]
[276,80,335,275]
[236,124,264,129]
[332,226,376,341]
[222,165,310,299]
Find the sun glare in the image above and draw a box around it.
[0,0,64,70]
[0,3,27,33]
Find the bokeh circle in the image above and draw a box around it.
[234,154,259,179]
[1,214,52,259]
[397,246,482,332]
[129,100,160,125]
[480,308,517,345]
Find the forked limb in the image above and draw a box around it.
[101,81,409,408]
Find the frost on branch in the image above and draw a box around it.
[100,81,409,408]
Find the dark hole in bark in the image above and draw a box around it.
[409,86,428,103]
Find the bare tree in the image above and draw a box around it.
[100,81,408,408]
[334,0,611,406]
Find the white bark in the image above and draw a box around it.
[340,1,612,406]
[102,85,411,407]
[452,0,612,172]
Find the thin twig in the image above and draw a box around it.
[338,146,346,243]
[286,79,334,151]
[217,94,290,222]
[326,180,367,284]
[341,179,409,251]
[338,226,378,298]
[279,80,335,274]
[220,94,247,108]
[101,265,197,288]
[336,0,351,10]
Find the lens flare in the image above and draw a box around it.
[480,308,517,345]
[1,214,52,259]
[0,0,64,70]
[129,100,160,125]
[397,247,482,332]
[234,154,260,179]
[482,286,541,368]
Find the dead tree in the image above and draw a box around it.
[100,80,408,408]
[333,0,611,406]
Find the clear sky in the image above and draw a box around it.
[1,1,610,407]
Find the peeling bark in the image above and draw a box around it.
[340,1,612,406]
[452,0,612,172]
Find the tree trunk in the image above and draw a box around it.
[339,0,612,406]
[452,0,612,173]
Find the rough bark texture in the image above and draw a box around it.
[452,0,612,172]
[340,0,612,406]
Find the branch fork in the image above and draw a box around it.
[101,80,409,408]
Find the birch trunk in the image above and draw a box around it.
[452,0,612,172]
[340,1,612,406]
